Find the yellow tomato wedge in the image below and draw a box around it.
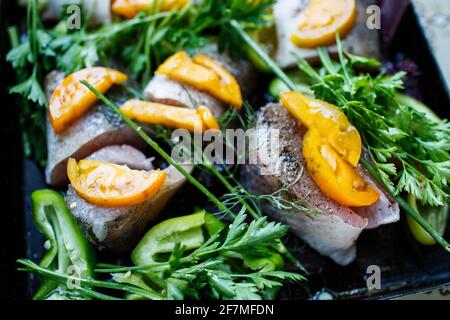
[67,158,167,207]
[280,91,361,167]
[302,128,379,207]
[196,106,221,132]
[156,51,243,109]
[112,0,191,19]
[120,99,219,132]
[49,67,127,134]
[291,0,357,48]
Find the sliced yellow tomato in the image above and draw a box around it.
[280,91,361,167]
[291,0,357,48]
[49,67,127,134]
[156,51,243,109]
[67,158,167,207]
[196,106,220,131]
[112,0,191,19]
[302,128,379,207]
[120,99,219,132]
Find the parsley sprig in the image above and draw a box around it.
[294,38,450,207]
[230,22,449,251]
[19,210,305,300]
[99,209,304,300]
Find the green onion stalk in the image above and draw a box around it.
[81,80,235,219]
[81,81,308,273]
[229,19,450,253]
[17,259,163,300]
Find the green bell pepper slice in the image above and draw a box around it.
[31,189,95,299]
[397,96,448,246]
[204,212,226,237]
[407,194,449,246]
[132,211,207,266]
[396,94,441,122]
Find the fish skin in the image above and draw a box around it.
[44,71,144,187]
[242,103,398,265]
[65,145,193,252]
[274,0,381,68]
[144,74,227,118]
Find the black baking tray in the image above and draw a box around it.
[2,1,449,300]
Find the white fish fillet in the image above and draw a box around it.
[66,145,193,252]
[44,71,144,187]
[243,104,399,265]
[87,145,155,171]
[274,0,381,68]
[144,43,255,117]
[144,74,227,118]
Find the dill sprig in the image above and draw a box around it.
[222,177,325,217]
[87,82,308,273]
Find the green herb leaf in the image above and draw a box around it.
[9,74,47,106]
[6,42,31,68]
[294,38,450,207]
